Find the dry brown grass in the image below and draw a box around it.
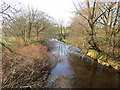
[2,43,50,88]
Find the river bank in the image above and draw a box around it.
[61,39,120,72]
[2,41,57,88]
[2,39,119,88]
[87,49,120,72]
[45,39,119,88]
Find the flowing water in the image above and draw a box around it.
[46,39,120,88]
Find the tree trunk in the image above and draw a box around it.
[28,22,32,39]
[0,42,14,53]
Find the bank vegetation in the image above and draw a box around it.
[64,0,120,71]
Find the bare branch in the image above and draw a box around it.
[1,5,10,13]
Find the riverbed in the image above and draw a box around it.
[45,39,120,88]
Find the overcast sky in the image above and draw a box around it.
[0,0,77,25]
[1,0,117,26]
[19,0,76,25]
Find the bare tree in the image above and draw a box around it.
[0,1,21,20]
[0,1,21,53]
[71,0,120,58]
[73,0,106,51]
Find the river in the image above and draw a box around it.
[45,39,120,88]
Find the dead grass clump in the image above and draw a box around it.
[2,43,50,88]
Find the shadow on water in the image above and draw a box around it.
[46,39,120,88]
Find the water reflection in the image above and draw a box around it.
[69,54,119,88]
[58,46,65,56]
[46,39,119,88]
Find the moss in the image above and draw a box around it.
[61,39,67,43]
[86,50,99,59]
[61,39,120,71]
[87,50,120,71]
[106,63,109,66]
[97,53,120,70]
[98,53,107,62]
[98,59,101,63]
[113,66,119,70]
[108,60,120,70]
